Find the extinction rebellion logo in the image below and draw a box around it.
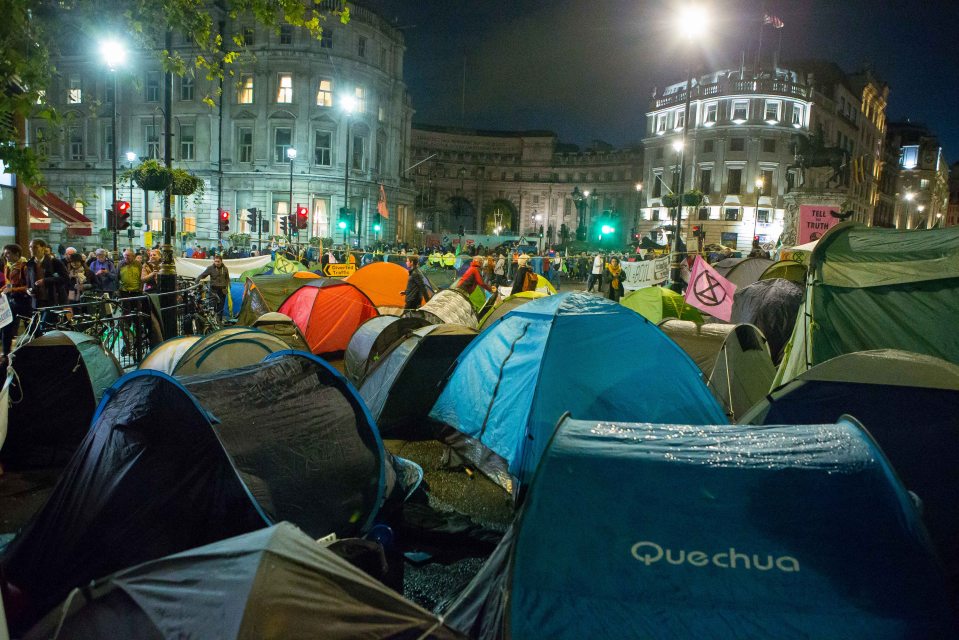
[631,541,800,573]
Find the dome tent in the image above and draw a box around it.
[620,286,704,324]
[345,261,415,309]
[430,292,726,489]
[251,311,309,351]
[235,272,321,326]
[138,335,202,375]
[706,323,776,420]
[25,523,460,640]
[730,278,804,364]
[713,256,774,289]
[344,315,431,386]
[1,352,391,633]
[759,259,807,284]
[657,319,735,376]
[444,418,955,638]
[479,291,546,328]
[170,327,290,377]
[1,331,122,469]
[277,279,379,357]
[406,288,478,330]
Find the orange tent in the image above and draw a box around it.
[277,279,378,357]
[346,261,411,309]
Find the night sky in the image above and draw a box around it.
[365,0,959,162]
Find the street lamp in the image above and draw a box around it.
[341,94,356,245]
[752,176,765,240]
[100,38,126,255]
[125,151,137,243]
[287,147,297,240]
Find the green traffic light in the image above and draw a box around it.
[373,224,381,231]
[601,225,614,234]
[338,221,347,229]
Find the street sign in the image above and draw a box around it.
[322,263,357,278]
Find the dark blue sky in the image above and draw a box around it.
[366,0,959,161]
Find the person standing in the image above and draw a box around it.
[402,256,430,310]
[456,256,495,296]
[195,254,230,320]
[141,249,162,293]
[117,249,143,299]
[586,252,604,293]
[511,254,538,293]
[1,244,34,363]
[493,253,506,285]
[605,257,625,302]
[89,249,117,294]
[66,253,94,302]
[27,239,64,309]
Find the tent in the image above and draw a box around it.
[277,279,379,357]
[1,352,391,631]
[430,293,727,488]
[25,522,459,640]
[235,272,321,326]
[443,418,956,639]
[344,315,431,386]
[779,238,819,263]
[137,335,202,374]
[360,324,477,440]
[346,261,413,309]
[236,254,310,282]
[621,287,704,324]
[222,279,247,318]
[251,311,309,351]
[713,256,774,288]
[496,274,557,297]
[759,260,807,284]
[657,319,735,376]
[407,288,478,330]
[479,292,546,328]
[422,266,456,290]
[776,222,959,386]
[1,331,122,469]
[706,323,776,420]
[730,278,804,364]
[170,327,290,377]
[741,349,959,582]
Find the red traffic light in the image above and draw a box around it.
[693,226,700,232]
[218,209,230,232]
[296,204,308,230]
[116,200,130,214]
[219,209,230,222]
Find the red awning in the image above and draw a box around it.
[29,205,50,231]
[29,190,94,236]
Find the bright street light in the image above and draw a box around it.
[286,147,297,160]
[671,139,684,153]
[583,190,590,197]
[341,94,357,114]
[416,221,424,230]
[677,4,710,40]
[904,192,915,201]
[755,177,764,189]
[338,220,347,230]
[99,39,127,70]
[125,151,137,163]
[601,225,615,234]
[635,183,643,192]
[917,205,926,213]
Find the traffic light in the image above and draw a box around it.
[373,223,381,232]
[538,225,544,238]
[458,224,465,236]
[338,207,355,232]
[246,208,259,228]
[218,209,230,232]
[296,204,308,230]
[280,215,289,235]
[287,214,297,235]
[115,200,131,231]
[106,208,115,230]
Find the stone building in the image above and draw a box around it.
[885,121,950,229]
[28,3,414,251]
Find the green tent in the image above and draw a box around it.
[236,273,320,325]
[759,260,808,284]
[776,222,959,386]
[621,287,704,324]
[480,291,546,327]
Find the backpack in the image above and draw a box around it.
[523,269,538,291]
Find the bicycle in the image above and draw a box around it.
[181,284,222,335]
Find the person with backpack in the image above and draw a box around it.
[511,254,538,293]
[402,256,431,310]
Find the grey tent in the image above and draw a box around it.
[137,336,202,375]
[343,315,430,386]
[359,324,477,439]
[657,319,734,376]
[730,278,804,364]
[1,331,122,468]
[406,288,478,330]
[26,523,460,640]
[171,327,290,377]
[251,311,309,351]
[706,323,776,420]
[713,256,774,288]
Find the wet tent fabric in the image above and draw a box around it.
[444,418,955,639]
[407,288,478,330]
[430,293,727,487]
[657,319,734,376]
[713,256,774,288]
[741,349,959,582]
[137,335,202,374]
[730,278,804,364]
[0,331,122,469]
[235,272,321,325]
[0,352,387,633]
[345,261,411,309]
[360,325,477,439]
[480,292,546,328]
[171,327,290,377]
[344,315,431,386]
[759,260,807,284]
[251,312,309,351]
[706,324,776,420]
[26,523,460,640]
[277,279,379,357]
[777,222,959,386]
[621,287,704,324]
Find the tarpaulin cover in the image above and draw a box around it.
[706,324,775,420]
[1,331,122,469]
[26,523,461,640]
[407,288,478,330]
[776,222,959,385]
[1,352,386,633]
[713,256,774,288]
[344,315,430,386]
[171,327,289,377]
[137,335,201,374]
[479,291,546,328]
[277,279,379,357]
[657,319,735,375]
[621,287,704,324]
[251,312,309,351]
[345,261,412,309]
[430,293,726,487]
[235,272,321,326]
[741,349,959,582]
[360,324,477,439]
[444,418,955,639]
[730,278,804,364]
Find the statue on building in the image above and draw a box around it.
[787,128,850,191]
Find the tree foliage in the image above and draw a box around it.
[1,0,349,187]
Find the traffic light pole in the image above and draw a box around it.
[158,28,177,339]
[110,69,119,256]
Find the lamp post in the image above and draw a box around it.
[126,151,137,247]
[100,38,126,256]
[668,4,709,293]
[341,94,356,246]
[287,147,297,242]
[751,176,765,240]
[571,187,587,241]
[533,212,543,253]
[902,191,915,229]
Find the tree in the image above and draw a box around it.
[0,0,349,187]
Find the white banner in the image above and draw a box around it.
[0,294,12,330]
[622,256,670,291]
[174,255,272,280]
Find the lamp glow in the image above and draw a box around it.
[99,39,127,70]
[677,5,710,40]
[341,94,357,114]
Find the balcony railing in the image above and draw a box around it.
[653,77,811,110]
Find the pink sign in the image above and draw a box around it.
[684,256,737,322]
[798,205,841,244]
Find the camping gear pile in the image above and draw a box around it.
[3,223,959,637]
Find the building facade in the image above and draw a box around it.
[409,125,643,247]
[948,162,959,228]
[28,3,414,250]
[885,121,950,229]
[641,64,887,250]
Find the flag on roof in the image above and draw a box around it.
[377,184,389,219]
[763,13,784,29]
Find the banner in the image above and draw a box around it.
[0,294,11,329]
[684,256,736,321]
[174,255,271,279]
[798,205,841,244]
[622,256,670,291]
[377,184,389,219]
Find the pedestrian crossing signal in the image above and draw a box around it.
[218,209,230,232]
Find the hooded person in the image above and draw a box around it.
[456,255,494,295]
[511,253,538,293]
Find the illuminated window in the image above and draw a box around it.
[764,100,781,121]
[277,73,293,103]
[354,86,366,113]
[704,102,718,125]
[900,145,918,170]
[316,79,333,107]
[238,74,254,104]
[791,104,804,126]
[183,217,197,233]
[67,75,82,104]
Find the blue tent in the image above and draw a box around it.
[444,418,955,639]
[222,279,246,318]
[430,292,726,488]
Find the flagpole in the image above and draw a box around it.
[756,11,764,75]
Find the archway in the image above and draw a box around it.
[482,199,517,234]
[447,196,476,234]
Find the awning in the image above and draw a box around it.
[29,205,50,231]
[29,190,94,236]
